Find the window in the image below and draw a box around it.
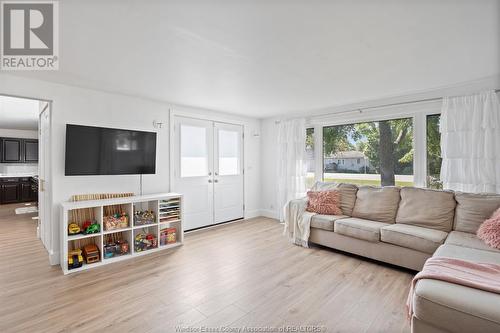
[426,114,442,189]
[305,128,315,189]
[323,118,414,187]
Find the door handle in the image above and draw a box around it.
[214,172,218,176]
[40,179,45,192]
[208,172,212,176]
[214,179,218,183]
[208,179,213,183]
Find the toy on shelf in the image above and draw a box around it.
[103,240,130,259]
[134,210,155,226]
[103,212,129,231]
[160,227,177,246]
[82,244,100,264]
[134,233,157,252]
[68,249,84,270]
[82,220,100,234]
[68,223,81,235]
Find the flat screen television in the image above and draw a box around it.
[65,124,156,175]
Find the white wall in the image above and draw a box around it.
[0,73,261,265]
[0,128,38,139]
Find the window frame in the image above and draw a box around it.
[306,100,441,188]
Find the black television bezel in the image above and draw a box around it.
[64,124,157,176]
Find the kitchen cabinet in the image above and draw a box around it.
[1,138,22,162]
[23,140,39,163]
[0,138,38,163]
[1,183,21,204]
[0,177,37,204]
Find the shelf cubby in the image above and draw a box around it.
[67,206,102,235]
[103,203,133,231]
[67,235,102,271]
[133,225,158,253]
[103,230,132,260]
[133,200,158,226]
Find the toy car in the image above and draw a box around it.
[84,222,100,234]
[68,223,81,235]
[68,249,84,270]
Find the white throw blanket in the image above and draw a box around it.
[283,198,316,247]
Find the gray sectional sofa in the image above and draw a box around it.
[289,182,500,333]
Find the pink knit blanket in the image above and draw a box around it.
[407,257,500,318]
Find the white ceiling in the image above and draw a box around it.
[11,0,500,118]
[0,96,39,130]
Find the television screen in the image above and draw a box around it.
[65,124,156,175]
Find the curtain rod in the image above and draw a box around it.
[275,89,500,123]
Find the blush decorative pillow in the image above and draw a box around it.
[477,208,500,249]
[306,190,342,215]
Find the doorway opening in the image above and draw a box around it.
[0,94,52,255]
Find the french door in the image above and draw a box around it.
[172,116,244,230]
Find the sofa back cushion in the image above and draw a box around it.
[454,192,500,233]
[351,186,400,223]
[396,187,456,232]
[312,182,358,216]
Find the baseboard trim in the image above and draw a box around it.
[244,209,261,219]
[260,209,279,219]
[49,250,60,266]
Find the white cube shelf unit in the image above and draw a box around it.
[61,193,183,275]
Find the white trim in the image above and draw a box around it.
[244,209,261,219]
[260,209,278,219]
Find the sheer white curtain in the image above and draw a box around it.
[440,90,500,193]
[277,118,307,221]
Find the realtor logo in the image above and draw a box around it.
[1,1,58,70]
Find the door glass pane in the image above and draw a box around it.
[218,130,240,176]
[180,125,208,177]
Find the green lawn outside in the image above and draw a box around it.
[307,176,414,188]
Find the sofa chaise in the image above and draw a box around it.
[287,182,500,333]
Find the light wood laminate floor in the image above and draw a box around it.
[0,203,413,333]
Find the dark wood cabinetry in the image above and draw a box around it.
[0,183,21,203]
[0,138,38,163]
[0,177,37,204]
[24,140,39,162]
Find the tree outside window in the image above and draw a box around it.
[323,118,414,187]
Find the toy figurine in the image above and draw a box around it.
[68,249,84,270]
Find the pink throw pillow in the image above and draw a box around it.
[306,190,342,215]
[477,208,500,249]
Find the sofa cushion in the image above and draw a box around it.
[334,217,390,242]
[380,224,448,254]
[454,192,500,233]
[312,182,358,216]
[351,186,400,223]
[306,190,342,215]
[310,214,348,231]
[433,244,500,265]
[413,278,500,333]
[446,231,500,253]
[396,187,456,232]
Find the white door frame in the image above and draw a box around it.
[38,102,52,252]
[169,110,245,226]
